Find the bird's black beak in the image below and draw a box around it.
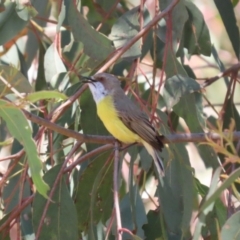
[78,75,97,84]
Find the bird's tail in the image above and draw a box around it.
[142,141,164,176]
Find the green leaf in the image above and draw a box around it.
[165,45,188,79]
[164,75,219,169]
[25,90,67,103]
[214,0,240,59]
[139,146,153,172]
[172,88,219,169]
[75,151,113,233]
[193,167,222,240]
[0,65,32,95]
[143,210,162,239]
[110,7,141,59]
[119,186,147,239]
[90,153,113,231]
[174,92,205,130]
[221,211,240,240]
[33,165,78,240]
[44,43,67,86]
[35,42,47,91]
[200,167,240,214]
[68,1,114,65]
[0,1,28,45]
[180,1,211,56]
[158,0,188,51]
[15,2,38,21]
[0,99,49,197]
[163,75,201,109]
[157,143,194,238]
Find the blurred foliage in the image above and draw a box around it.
[0,0,240,239]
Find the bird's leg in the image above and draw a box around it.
[114,139,122,151]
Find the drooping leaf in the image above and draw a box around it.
[193,167,222,240]
[163,75,201,109]
[0,99,49,197]
[35,42,47,91]
[44,43,67,87]
[118,185,147,239]
[33,165,78,240]
[158,0,188,51]
[172,89,219,168]
[90,153,113,230]
[165,45,188,79]
[157,143,194,239]
[75,151,113,233]
[179,1,211,56]
[68,1,114,65]
[110,7,141,59]
[143,210,163,240]
[0,1,28,45]
[214,0,240,59]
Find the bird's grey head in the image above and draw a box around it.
[86,73,122,103]
[91,73,121,91]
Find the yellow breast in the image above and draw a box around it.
[97,95,140,143]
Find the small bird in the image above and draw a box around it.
[82,73,165,175]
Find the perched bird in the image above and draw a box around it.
[82,73,165,175]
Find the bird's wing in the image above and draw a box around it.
[115,93,164,151]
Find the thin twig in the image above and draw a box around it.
[114,141,122,240]
[105,209,116,240]
[201,62,240,88]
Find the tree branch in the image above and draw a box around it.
[22,108,240,144]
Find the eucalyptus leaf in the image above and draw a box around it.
[0,99,49,198]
